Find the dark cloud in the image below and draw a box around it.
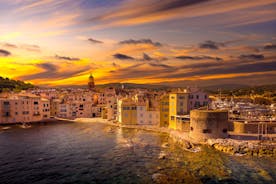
[19,63,90,80]
[112,62,120,67]
[0,49,11,56]
[119,39,162,47]
[148,63,173,69]
[238,54,264,60]
[108,63,175,80]
[37,63,58,71]
[143,53,153,61]
[4,43,17,48]
[88,38,103,44]
[176,55,223,61]
[199,40,225,50]
[55,54,80,61]
[181,62,221,69]
[88,0,210,24]
[153,0,211,12]
[113,53,135,60]
[167,61,276,79]
[264,43,276,50]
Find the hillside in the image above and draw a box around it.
[0,76,35,92]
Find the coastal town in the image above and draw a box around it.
[1,75,275,157]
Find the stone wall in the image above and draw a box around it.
[231,121,276,134]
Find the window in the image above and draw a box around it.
[171,96,175,99]
[194,101,200,108]
[203,129,212,133]
[34,101,38,105]
[196,95,199,99]
[222,129,227,133]
[170,116,175,120]
[190,127,193,131]
[3,101,10,105]
[179,96,184,99]
[205,95,207,99]
[79,104,84,110]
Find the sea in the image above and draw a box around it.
[0,121,275,184]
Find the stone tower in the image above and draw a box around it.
[88,73,95,90]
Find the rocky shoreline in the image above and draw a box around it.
[207,139,276,157]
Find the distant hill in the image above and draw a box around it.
[0,76,35,92]
[204,84,276,96]
[202,84,250,91]
[96,83,170,90]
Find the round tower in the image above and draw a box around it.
[189,110,228,142]
[88,73,95,90]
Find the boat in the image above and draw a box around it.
[20,123,31,129]
[2,126,11,130]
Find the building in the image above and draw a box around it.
[189,110,229,141]
[169,92,190,130]
[159,94,169,127]
[88,74,95,90]
[137,105,160,125]
[0,94,50,124]
[105,88,117,120]
[169,88,209,130]
[117,98,137,125]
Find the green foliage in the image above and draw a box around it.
[0,76,35,92]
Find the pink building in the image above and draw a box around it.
[0,94,50,124]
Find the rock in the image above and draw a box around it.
[161,142,169,148]
[183,141,193,149]
[152,173,169,184]
[158,152,166,159]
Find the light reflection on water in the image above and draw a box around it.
[0,122,275,184]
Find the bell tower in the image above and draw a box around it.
[88,73,95,90]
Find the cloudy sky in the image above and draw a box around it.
[0,0,276,87]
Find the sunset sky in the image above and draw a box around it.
[0,0,276,87]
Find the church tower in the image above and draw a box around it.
[88,73,95,90]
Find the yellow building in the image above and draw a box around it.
[159,94,169,127]
[169,93,189,130]
[118,98,137,125]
